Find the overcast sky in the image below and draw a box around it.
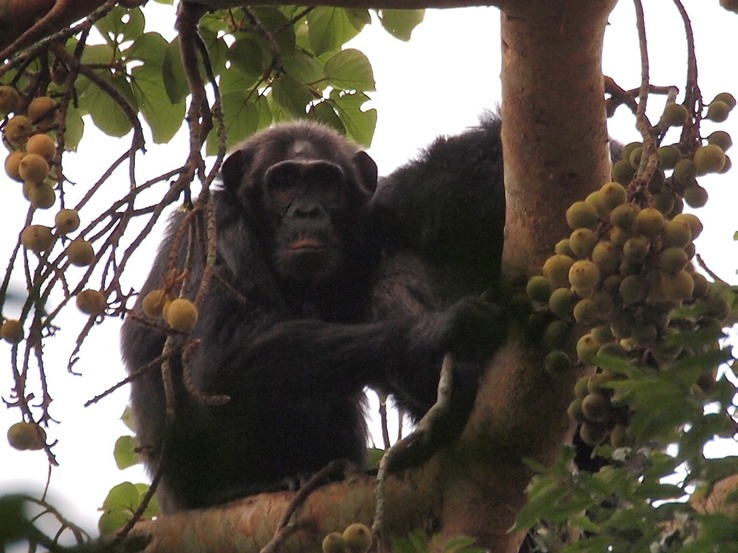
[1,0,737,539]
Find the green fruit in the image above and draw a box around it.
[542,254,574,288]
[610,203,638,229]
[526,275,553,303]
[672,159,697,186]
[573,297,599,325]
[545,350,572,376]
[76,289,107,316]
[656,145,681,170]
[55,209,80,234]
[67,239,94,267]
[0,85,20,114]
[683,185,708,208]
[543,320,571,350]
[635,207,665,237]
[567,398,584,422]
[599,181,627,210]
[661,219,691,248]
[581,392,612,423]
[5,151,24,181]
[569,260,600,294]
[569,228,598,258]
[4,115,32,146]
[566,201,599,230]
[591,241,620,276]
[610,424,629,448]
[1,319,23,343]
[619,274,647,305]
[622,236,649,264]
[660,270,694,302]
[707,130,732,152]
[693,144,726,174]
[548,287,576,320]
[576,333,600,365]
[574,376,590,399]
[579,422,608,446]
[554,238,575,257]
[20,225,54,253]
[658,247,689,274]
[720,155,732,174]
[662,103,689,127]
[711,92,736,110]
[628,146,643,169]
[652,189,675,215]
[322,532,347,553]
[166,298,198,332]
[647,169,666,194]
[7,421,46,451]
[611,159,636,185]
[706,100,731,123]
[342,523,372,553]
[691,272,709,299]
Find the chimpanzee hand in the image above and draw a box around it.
[440,295,507,363]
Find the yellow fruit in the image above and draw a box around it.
[165,298,198,332]
[619,274,647,305]
[342,523,372,553]
[566,201,599,229]
[569,228,598,258]
[673,159,697,186]
[576,333,600,365]
[142,289,169,318]
[4,115,32,146]
[581,392,612,423]
[322,532,347,553]
[0,85,20,114]
[0,319,23,343]
[20,225,54,253]
[7,421,46,451]
[4,151,24,181]
[542,254,575,288]
[76,289,107,316]
[635,207,665,237]
[610,203,638,229]
[591,241,620,276]
[599,181,627,210]
[672,213,703,239]
[660,270,694,302]
[623,236,649,264]
[18,153,50,184]
[67,239,94,267]
[54,208,80,234]
[579,422,607,446]
[569,260,600,295]
[25,134,56,161]
[27,96,57,124]
[25,182,56,210]
[656,145,681,169]
[573,298,599,325]
[611,159,635,185]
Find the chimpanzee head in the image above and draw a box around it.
[219,121,378,289]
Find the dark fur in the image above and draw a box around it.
[121,121,505,513]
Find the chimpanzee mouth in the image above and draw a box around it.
[286,238,328,251]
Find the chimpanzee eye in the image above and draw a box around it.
[306,164,346,208]
[265,164,302,207]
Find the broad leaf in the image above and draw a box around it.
[378,10,425,41]
[324,49,375,92]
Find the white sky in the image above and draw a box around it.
[1,0,737,540]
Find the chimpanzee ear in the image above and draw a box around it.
[221,149,251,192]
[353,151,378,195]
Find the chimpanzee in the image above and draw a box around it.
[120,121,507,514]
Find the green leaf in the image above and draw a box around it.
[346,9,372,30]
[62,106,84,151]
[283,51,324,86]
[198,26,229,77]
[272,74,313,118]
[95,7,145,45]
[98,509,130,535]
[130,63,185,143]
[309,102,345,134]
[249,7,297,57]
[163,38,189,104]
[330,91,376,146]
[102,482,140,511]
[324,49,375,92]
[113,435,140,470]
[378,10,425,41]
[307,8,361,55]
[80,43,115,65]
[207,92,266,155]
[228,37,267,86]
[125,32,167,65]
[79,73,136,138]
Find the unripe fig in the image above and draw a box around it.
[25,134,56,161]
[67,238,94,266]
[707,130,732,152]
[672,213,703,239]
[20,225,54,253]
[0,85,20,114]
[656,145,681,169]
[54,208,80,234]
[1,319,23,343]
[612,159,636,185]
[635,207,665,237]
[711,92,736,109]
[343,523,372,553]
[542,254,574,288]
[693,144,726,174]
[610,203,638,229]
[581,392,612,423]
[660,270,694,302]
[576,333,600,365]
[591,241,620,276]
[579,421,608,446]
[548,287,576,320]
[322,533,347,553]
[569,260,600,295]
[7,421,46,451]
[566,201,599,230]
[526,275,553,303]
[683,185,708,208]
[706,100,731,123]
[76,289,107,316]
[662,103,689,127]
[165,298,198,332]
